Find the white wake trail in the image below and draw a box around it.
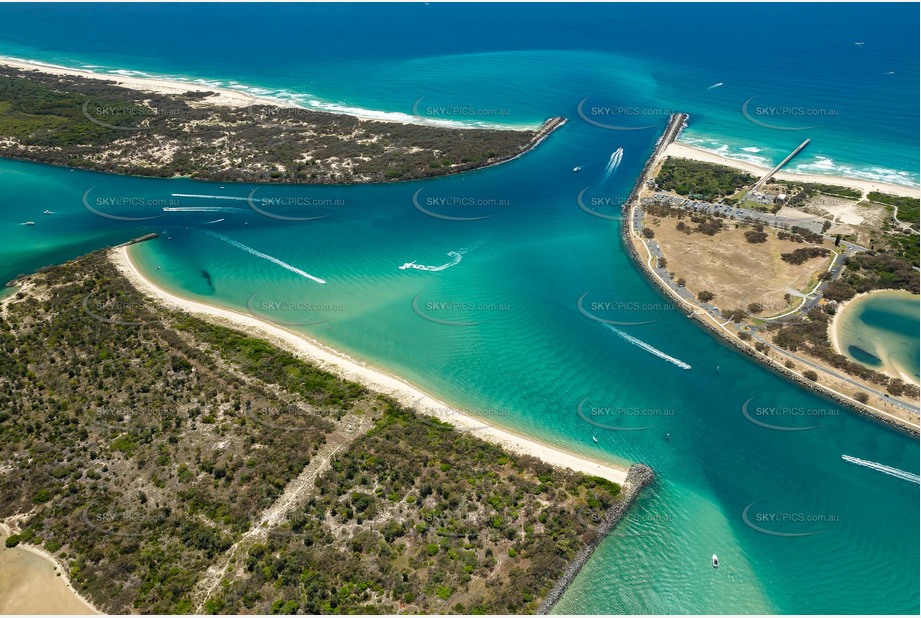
[171,193,250,201]
[602,323,692,370]
[601,147,624,184]
[399,242,482,272]
[842,455,920,484]
[163,206,249,213]
[204,231,326,284]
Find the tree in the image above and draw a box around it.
[744,230,768,244]
[854,392,869,404]
[676,278,686,287]
[657,256,667,268]
[641,228,655,239]
[697,290,715,302]
[886,379,906,396]
[747,302,764,314]
[803,370,819,382]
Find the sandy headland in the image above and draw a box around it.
[667,141,920,199]
[110,245,629,485]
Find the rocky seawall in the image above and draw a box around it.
[537,464,655,614]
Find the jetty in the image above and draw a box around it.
[750,138,810,193]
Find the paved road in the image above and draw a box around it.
[630,201,919,419]
[643,193,827,234]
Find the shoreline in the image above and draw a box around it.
[110,244,630,485]
[0,522,100,614]
[830,290,920,386]
[0,55,540,132]
[623,116,919,435]
[537,464,654,614]
[668,141,920,199]
[623,217,920,435]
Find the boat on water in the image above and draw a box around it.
[712,554,719,568]
[23,221,35,226]
[592,435,598,443]
[572,166,582,173]
[43,210,54,215]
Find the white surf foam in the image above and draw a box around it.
[602,324,692,370]
[204,231,326,284]
[842,455,920,484]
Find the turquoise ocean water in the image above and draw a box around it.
[0,3,918,614]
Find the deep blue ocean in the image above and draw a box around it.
[0,3,918,614]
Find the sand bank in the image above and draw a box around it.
[0,523,98,615]
[667,142,920,199]
[110,246,628,485]
[830,290,920,385]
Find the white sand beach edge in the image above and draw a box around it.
[667,142,920,199]
[829,290,921,386]
[110,246,629,485]
[0,56,536,130]
[0,522,99,614]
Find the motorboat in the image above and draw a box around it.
[712,554,719,568]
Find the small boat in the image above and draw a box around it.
[43,210,54,215]
[712,554,719,568]
[23,221,35,226]
[572,166,582,173]
[592,435,598,444]
[665,433,670,442]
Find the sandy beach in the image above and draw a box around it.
[667,142,920,199]
[0,56,535,131]
[0,523,98,615]
[830,290,921,386]
[110,245,629,485]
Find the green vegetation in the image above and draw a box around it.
[837,251,919,295]
[656,158,755,201]
[782,181,863,203]
[780,246,830,265]
[0,249,624,613]
[867,192,920,229]
[0,67,542,184]
[768,308,920,399]
[744,229,768,244]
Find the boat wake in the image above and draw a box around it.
[204,231,326,284]
[171,193,250,201]
[600,147,624,184]
[842,455,920,484]
[602,324,692,370]
[163,206,249,214]
[399,242,482,272]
